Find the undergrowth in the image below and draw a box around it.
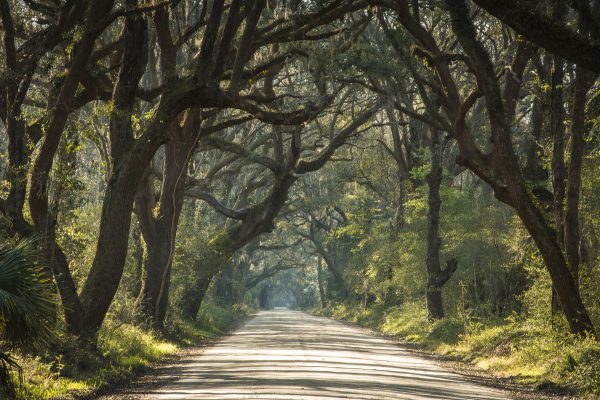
[317,302,600,397]
[12,302,252,400]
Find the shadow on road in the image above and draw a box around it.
[134,310,511,399]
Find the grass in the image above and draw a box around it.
[12,302,253,400]
[316,301,600,397]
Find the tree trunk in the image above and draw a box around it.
[513,189,595,335]
[308,225,350,301]
[550,54,567,314]
[131,222,144,298]
[564,66,596,287]
[317,257,327,308]
[317,249,348,300]
[425,130,456,319]
[524,97,548,182]
[43,236,84,334]
[78,8,152,337]
[137,117,197,329]
[434,0,595,336]
[79,167,145,335]
[180,269,215,320]
[140,235,171,328]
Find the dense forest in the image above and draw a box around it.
[0,0,599,398]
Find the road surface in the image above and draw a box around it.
[152,310,510,399]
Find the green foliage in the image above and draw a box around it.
[323,301,600,395]
[16,302,249,399]
[381,303,430,342]
[99,322,177,369]
[309,138,600,395]
[0,240,56,397]
[2,3,600,399]
[0,240,56,344]
[196,302,252,334]
[14,320,173,399]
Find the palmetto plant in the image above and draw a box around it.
[0,240,56,397]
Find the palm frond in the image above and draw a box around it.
[0,240,57,345]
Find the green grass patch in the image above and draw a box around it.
[318,302,600,396]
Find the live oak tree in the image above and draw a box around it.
[1,0,374,339]
[373,0,596,335]
[178,93,378,320]
[2,3,600,389]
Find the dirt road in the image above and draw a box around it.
[145,310,511,399]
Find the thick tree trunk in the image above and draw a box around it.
[135,145,189,330]
[137,127,194,329]
[513,188,595,335]
[180,234,235,319]
[308,225,350,300]
[79,168,144,335]
[140,236,171,327]
[317,249,348,300]
[78,9,151,337]
[425,130,456,319]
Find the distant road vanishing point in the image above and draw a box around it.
[151,310,511,399]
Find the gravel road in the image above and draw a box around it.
[148,310,511,399]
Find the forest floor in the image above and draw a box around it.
[85,310,583,400]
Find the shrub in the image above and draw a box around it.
[0,240,56,397]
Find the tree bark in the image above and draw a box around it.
[524,97,548,182]
[80,164,147,334]
[425,130,456,319]
[317,257,328,308]
[310,234,349,300]
[140,234,172,327]
[444,0,595,337]
[78,6,151,337]
[550,53,567,314]
[137,111,200,329]
[180,269,215,320]
[565,66,597,286]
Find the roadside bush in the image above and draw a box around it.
[16,302,251,399]
[381,302,430,342]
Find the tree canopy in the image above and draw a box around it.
[1,0,600,396]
